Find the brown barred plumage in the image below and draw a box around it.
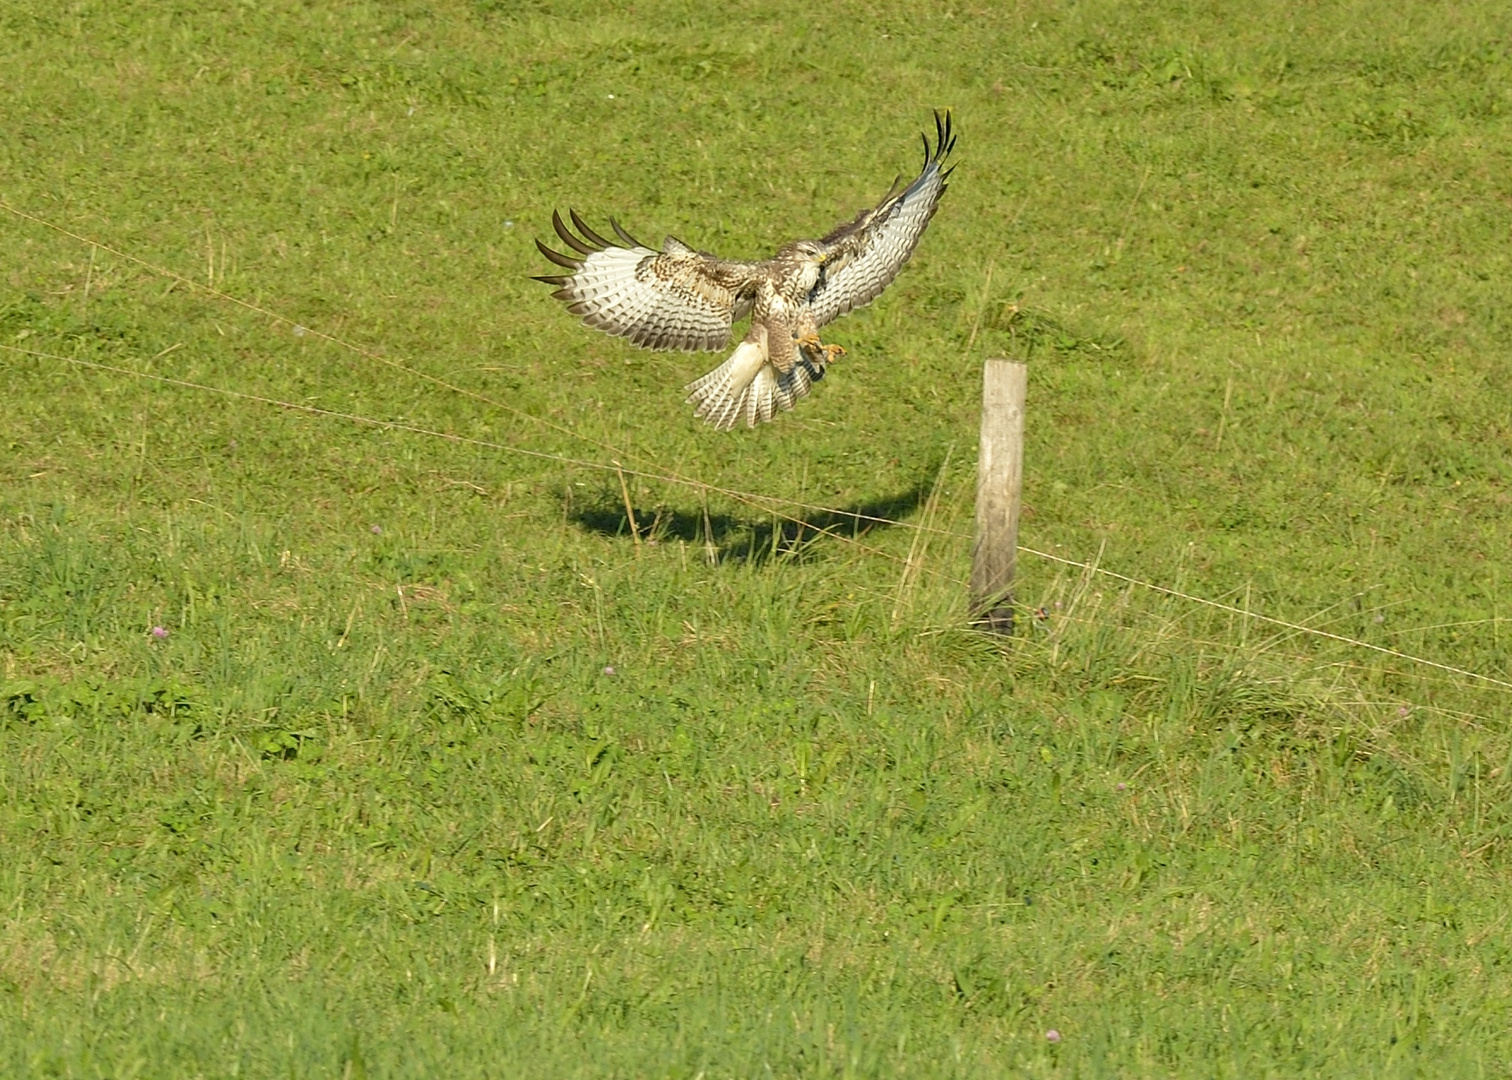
[534,111,956,430]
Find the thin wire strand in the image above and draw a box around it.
[4,204,1508,694]
[1019,544,1512,691]
[10,338,1509,694]
[0,341,957,583]
[0,199,788,504]
[0,195,955,538]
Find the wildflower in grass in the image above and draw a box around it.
[371,525,382,535]
[1116,782,1127,791]
[1045,1029,1061,1043]
[602,665,616,676]
[150,626,169,640]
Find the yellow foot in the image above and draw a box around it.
[796,334,844,363]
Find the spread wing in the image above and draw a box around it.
[534,210,760,352]
[806,110,956,328]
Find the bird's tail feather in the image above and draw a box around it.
[686,346,826,430]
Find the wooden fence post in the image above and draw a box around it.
[971,359,1027,634]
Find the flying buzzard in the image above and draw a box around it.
[534,111,956,430]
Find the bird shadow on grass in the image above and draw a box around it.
[570,479,933,566]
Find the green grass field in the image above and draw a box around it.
[4,0,1512,1075]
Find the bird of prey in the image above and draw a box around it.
[534,111,956,430]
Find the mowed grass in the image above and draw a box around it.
[4,0,1512,1075]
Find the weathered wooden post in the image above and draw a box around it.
[971,359,1027,634]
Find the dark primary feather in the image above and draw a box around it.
[533,236,580,273]
[609,218,643,247]
[552,209,596,255]
[570,209,615,250]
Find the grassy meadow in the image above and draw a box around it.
[5,0,1512,1074]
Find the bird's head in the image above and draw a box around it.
[781,239,830,294]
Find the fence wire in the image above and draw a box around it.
[5,200,1510,696]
